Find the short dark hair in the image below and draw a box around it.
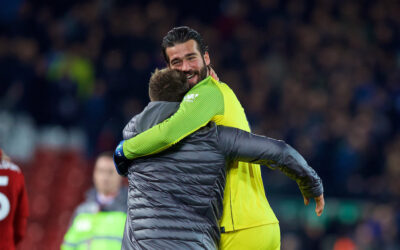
[149,68,190,102]
[161,26,208,64]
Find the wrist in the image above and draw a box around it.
[113,140,128,176]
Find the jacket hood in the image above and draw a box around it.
[123,101,180,140]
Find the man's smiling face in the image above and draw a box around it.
[166,39,210,87]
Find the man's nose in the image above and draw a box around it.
[181,60,191,72]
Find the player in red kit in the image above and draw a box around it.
[0,149,29,250]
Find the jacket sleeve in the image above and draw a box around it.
[217,126,323,198]
[122,115,139,140]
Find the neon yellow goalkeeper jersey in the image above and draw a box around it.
[123,76,278,231]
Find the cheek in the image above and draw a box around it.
[190,61,203,70]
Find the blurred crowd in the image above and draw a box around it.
[1,0,399,249]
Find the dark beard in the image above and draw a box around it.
[198,64,208,82]
[183,64,208,87]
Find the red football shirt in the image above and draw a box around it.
[0,159,29,250]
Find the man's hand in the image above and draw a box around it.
[208,66,219,81]
[303,194,325,216]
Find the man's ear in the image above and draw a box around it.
[204,52,210,66]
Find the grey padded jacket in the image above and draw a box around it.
[121,102,323,250]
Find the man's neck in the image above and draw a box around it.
[97,191,119,206]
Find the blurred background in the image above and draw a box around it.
[0,0,399,249]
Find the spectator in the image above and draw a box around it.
[61,152,127,250]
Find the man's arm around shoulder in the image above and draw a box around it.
[217,126,325,216]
